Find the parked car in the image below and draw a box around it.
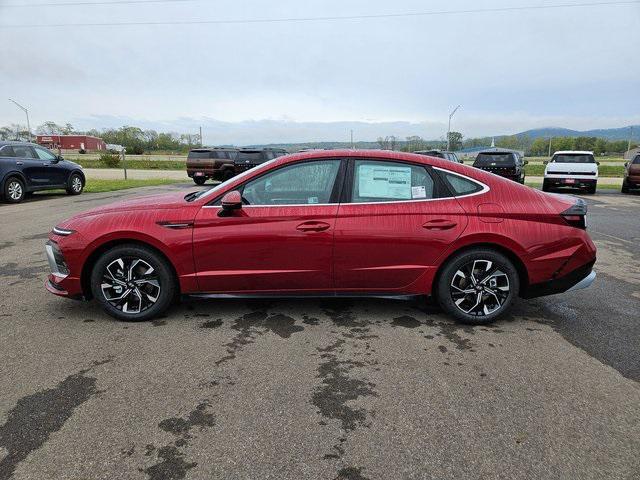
[621,154,640,193]
[186,147,238,185]
[543,151,599,194]
[414,150,463,163]
[472,150,527,183]
[233,148,287,174]
[1,141,85,203]
[45,150,596,325]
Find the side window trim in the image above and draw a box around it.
[206,157,347,207]
[433,167,490,198]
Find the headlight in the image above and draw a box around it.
[53,226,75,236]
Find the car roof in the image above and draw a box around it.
[553,150,594,155]
[0,141,38,147]
[190,147,238,151]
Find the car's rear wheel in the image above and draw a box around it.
[193,177,206,185]
[586,184,597,194]
[66,173,84,195]
[542,180,551,192]
[436,248,519,325]
[4,177,25,203]
[90,244,175,321]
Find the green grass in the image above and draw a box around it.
[524,164,624,177]
[83,178,183,193]
[75,159,186,170]
[525,182,621,190]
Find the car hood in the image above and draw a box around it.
[546,162,597,173]
[70,191,189,218]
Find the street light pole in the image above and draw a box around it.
[8,98,31,142]
[446,105,461,151]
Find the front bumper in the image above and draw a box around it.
[521,260,596,299]
[544,177,597,189]
[44,239,84,299]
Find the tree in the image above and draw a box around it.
[37,121,64,135]
[447,131,463,151]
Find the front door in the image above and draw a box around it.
[193,159,344,293]
[33,146,66,185]
[333,159,468,293]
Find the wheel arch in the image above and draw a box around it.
[2,171,28,192]
[68,169,86,185]
[80,238,180,300]
[432,242,530,298]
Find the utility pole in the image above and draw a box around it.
[447,105,461,151]
[199,126,203,147]
[350,129,354,149]
[8,98,31,142]
[627,126,634,155]
[548,137,552,157]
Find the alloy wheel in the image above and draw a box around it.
[8,181,23,200]
[450,259,510,316]
[72,176,83,192]
[100,257,161,314]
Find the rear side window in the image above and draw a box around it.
[351,160,435,203]
[0,146,15,157]
[12,145,36,159]
[440,170,485,196]
[633,155,640,165]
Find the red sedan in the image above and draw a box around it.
[45,150,596,324]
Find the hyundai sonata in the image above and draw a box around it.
[45,150,596,324]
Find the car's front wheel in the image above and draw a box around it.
[193,177,207,185]
[542,179,551,192]
[4,177,26,203]
[66,173,84,195]
[90,244,176,321]
[436,248,519,324]
[621,179,629,194]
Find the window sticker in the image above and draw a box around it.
[308,196,319,204]
[411,185,426,199]
[358,164,411,199]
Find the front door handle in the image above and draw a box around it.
[16,161,23,165]
[296,221,330,232]
[423,219,457,230]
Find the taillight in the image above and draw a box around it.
[561,199,587,229]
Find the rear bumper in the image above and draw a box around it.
[544,177,597,189]
[521,260,596,299]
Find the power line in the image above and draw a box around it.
[3,0,194,6]
[0,0,638,28]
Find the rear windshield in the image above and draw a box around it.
[474,153,515,166]
[633,155,640,165]
[551,154,595,164]
[236,151,266,163]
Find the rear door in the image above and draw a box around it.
[333,158,468,292]
[193,158,345,293]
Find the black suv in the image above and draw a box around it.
[472,150,527,183]
[234,148,287,174]
[414,150,463,163]
[186,147,238,185]
[0,141,85,203]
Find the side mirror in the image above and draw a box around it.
[596,161,600,166]
[218,190,242,217]
[524,160,529,165]
[543,160,549,165]
[57,155,64,161]
[624,162,629,167]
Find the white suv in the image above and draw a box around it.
[543,150,599,194]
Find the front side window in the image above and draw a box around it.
[34,146,58,161]
[632,155,640,165]
[12,145,36,159]
[242,160,341,206]
[351,160,435,203]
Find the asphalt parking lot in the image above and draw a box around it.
[1,185,639,480]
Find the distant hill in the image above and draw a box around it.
[513,125,639,141]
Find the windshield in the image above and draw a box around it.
[551,154,595,163]
[474,153,515,166]
[633,155,640,165]
[187,158,279,201]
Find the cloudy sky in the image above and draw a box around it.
[0,0,639,144]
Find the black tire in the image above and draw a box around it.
[621,180,629,194]
[90,244,176,321]
[435,248,519,325]
[3,177,26,203]
[586,184,597,194]
[193,176,207,185]
[222,169,235,181]
[66,173,84,195]
[542,180,551,192]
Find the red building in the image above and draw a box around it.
[36,135,107,153]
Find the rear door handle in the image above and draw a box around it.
[423,219,457,230]
[296,221,331,232]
